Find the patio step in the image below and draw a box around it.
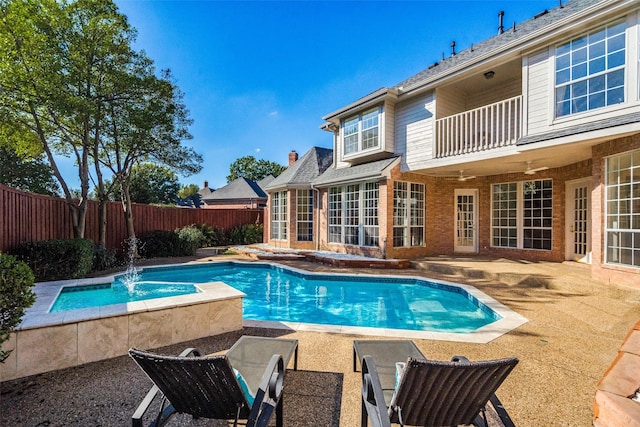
[410,259,554,288]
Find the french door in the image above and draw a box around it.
[565,179,591,262]
[454,189,478,253]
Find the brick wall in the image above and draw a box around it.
[591,134,640,288]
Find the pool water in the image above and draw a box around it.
[50,262,499,333]
[50,282,198,312]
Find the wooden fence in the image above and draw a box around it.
[0,183,264,253]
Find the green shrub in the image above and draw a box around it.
[10,239,95,281]
[0,253,36,363]
[93,245,118,271]
[194,224,229,247]
[176,225,206,256]
[227,224,264,245]
[137,230,184,258]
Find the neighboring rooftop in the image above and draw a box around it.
[202,177,267,200]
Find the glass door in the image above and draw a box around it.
[454,189,478,253]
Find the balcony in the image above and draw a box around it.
[435,95,522,158]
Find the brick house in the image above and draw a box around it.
[264,0,640,287]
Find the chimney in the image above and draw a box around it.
[203,181,208,188]
[288,150,298,166]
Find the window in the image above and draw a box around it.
[327,182,379,246]
[393,182,425,247]
[555,20,626,117]
[605,150,640,268]
[270,191,287,240]
[363,183,379,246]
[296,189,313,242]
[491,180,553,250]
[342,107,380,155]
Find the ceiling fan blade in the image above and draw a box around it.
[524,166,549,175]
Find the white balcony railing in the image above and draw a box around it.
[435,95,522,158]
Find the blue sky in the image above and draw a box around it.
[101,0,561,191]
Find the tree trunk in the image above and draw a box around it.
[121,181,138,257]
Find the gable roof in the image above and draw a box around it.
[313,156,400,187]
[257,175,275,188]
[265,147,334,191]
[202,177,267,201]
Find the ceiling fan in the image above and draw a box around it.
[524,161,549,175]
[446,170,476,181]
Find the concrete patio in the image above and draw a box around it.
[1,250,639,426]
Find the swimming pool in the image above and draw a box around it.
[50,262,501,333]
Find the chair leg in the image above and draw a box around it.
[276,394,283,427]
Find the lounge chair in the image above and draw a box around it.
[129,336,298,427]
[360,347,518,427]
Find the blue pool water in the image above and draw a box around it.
[50,262,500,333]
[51,281,198,312]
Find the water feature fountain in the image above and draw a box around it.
[121,236,140,294]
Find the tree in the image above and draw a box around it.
[227,156,286,183]
[0,0,201,249]
[96,65,201,241]
[127,163,180,205]
[0,0,137,239]
[0,146,60,196]
[178,183,200,199]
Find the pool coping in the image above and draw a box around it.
[21,260,528,343]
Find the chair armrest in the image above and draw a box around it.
[361,356,392,427]
[451,355,470,364]
[247,354,285,427]
[178,347,201,357]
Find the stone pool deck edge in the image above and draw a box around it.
[0,273,245,382]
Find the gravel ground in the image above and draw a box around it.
[2,254,639,426]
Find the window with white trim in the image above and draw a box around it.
[605,150,640,268]
[327,182,379,246]
[296,189,313,242]
[491,180,553,250]
[328,187,342,243]
[342,107,380,155]
[363,182,379,246]
[270,191,287,240]
[555,20,626,117]
[393,181,425,247]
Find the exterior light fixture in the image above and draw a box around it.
[484,71,495,79]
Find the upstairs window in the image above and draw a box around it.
[342,107,380,155]
[555,20,626,117]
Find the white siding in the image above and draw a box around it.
[396,91,435,171]
[435,85,466,119]
[384,100,395,154]
[466,78,521,110]
[525,48,551,135]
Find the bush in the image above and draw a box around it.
[227,224,264,245]
[10,239,95,281]
[0,253,36,362]
[194,224,229,247]
[176,225,206,256]
[137,230,184,258]
[93,245,118,271]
